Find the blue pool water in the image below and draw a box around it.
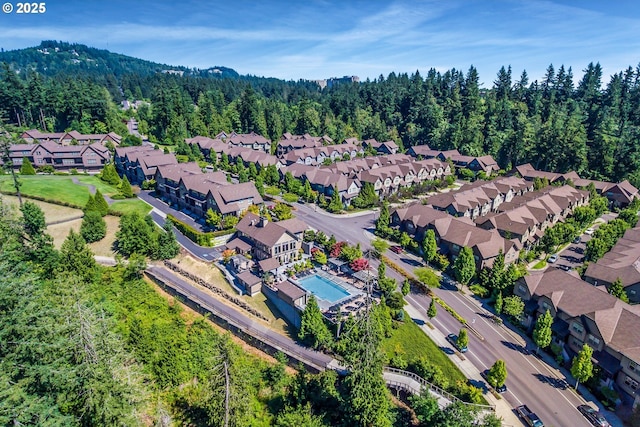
[297,274,350,302]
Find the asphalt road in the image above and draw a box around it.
[293,201,595,427]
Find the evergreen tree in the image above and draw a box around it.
[83,194,98,213]
[100,163,121,186]
[401,279,410,296]
[427,298,437,319]
[298,295,332,350]
[59,229,97,281]
[115,212,153,257]
[120,175,134,198]
[453,246,475,285]
[609,277,629,303]
[375,202,391,236]
[80,210,107,243]
[571,343,594,390]
[93,189,109,216]
[494,291,503,314]
[533,309,553,354]
[422,229,438,263]
[153,221,180,260]
[19,157,36,175]
[327,186,342,213]
[20,201,46,238]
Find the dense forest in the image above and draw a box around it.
[1,42,640,187]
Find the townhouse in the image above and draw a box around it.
[584,223,640,303]
[154,162,263,219]
[225,131,271,153]
[515,269,640,403]
[21,129,122,146]
[361,138,399,155]
[7,141,111,172]
[226,146,283,170]
[514,163,581,184]
[449,154,500,175]
[275,133,332,157]
[281,143,363,166]
[476,185,590,249]
[426,176,532,219]
[114,145,177,184]
[407,145,460,160]
[390,203,519,268]
[235,213,307,265]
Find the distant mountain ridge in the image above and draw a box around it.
[0,40,239,78]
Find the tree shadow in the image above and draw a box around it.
[500,340,531,355]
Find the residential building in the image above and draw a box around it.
[276,133,332,157]
[225,132,271,153]
[154,162,262,218]
[21,129,121,146]
[114,146,177,184]
[407,146,460,160]
[584,223,640,303]
[6,141,110,172]
[235,213,306,265]
[449,154,499,175]
[361,138,399,155]
[515,269,640,402]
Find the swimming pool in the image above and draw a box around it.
[297,274,350,303]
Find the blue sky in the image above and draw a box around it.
[1,0,639,85]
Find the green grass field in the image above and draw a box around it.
[73,175,121,196]
[382,316,467,386]
[109,199,152,216]
[0,175,92,206]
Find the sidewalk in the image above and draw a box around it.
[404,303,523,426]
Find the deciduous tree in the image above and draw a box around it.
[453,246,475,285]
[422,229,438,263]
[533,309,553,354]
[427,298,437,319]
[298,295,332,350]
[571,343,594,390]
[487,359,507,388]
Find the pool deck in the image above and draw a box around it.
[292,270,364,311]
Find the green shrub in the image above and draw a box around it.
[469,284,489,298]
[265,186,281,196]
[167,214,235,247]
[282,192,299,203]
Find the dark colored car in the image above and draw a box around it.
[446,333,468,353]
[390,245,403,254]
[573,236,581,244]
[577,405,610,427]
[481,369,507,393]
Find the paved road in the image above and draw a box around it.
[293,202,603,427]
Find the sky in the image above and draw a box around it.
[1,0,639,85]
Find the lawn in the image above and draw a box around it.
[532,260,547,269]
[109,199,152,216]
[0,175,92,207]
[73,175,121,196]
[382,316,467,386]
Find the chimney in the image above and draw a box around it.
[259,216,268,227]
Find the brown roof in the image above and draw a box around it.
[522,269,640,362]
[225,237,253,252]
[277,280,307,301]
[236,271,262,286]
[391,204,449,229]
[236,212,297,247]
[156,162,202,182]
[277,218,308,235]
[584,226,640,287]
[258,257,281,272]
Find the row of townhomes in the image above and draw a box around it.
[391,203,519,269]
[515,268,640,404]
[154,162,263,219]
[584,220,640,304]
[20,129,122,146]
[114,145,178,185]
[515,163,639,208]
[391,177,590,268]
[8,141,111,172]
[407,145,500,175]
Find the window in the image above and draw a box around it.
[571,322,584,334]
[542,301,551,311]
[588,335,600,347]
[518,284,527,294]
[625,376,639,390]
[630,361,639,373]
[87,159,97,164]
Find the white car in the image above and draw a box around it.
[548,254,558,263]
[585,227,595,235]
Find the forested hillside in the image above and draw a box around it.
[2,42,640,186]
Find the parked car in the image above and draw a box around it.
[548,254,558,263]
[516,405,544,427]
[481,369,507,393]
[559,264,571,271]
[446,333,468,353]
[573,236,581,244]
[578,405,611,427]
[390,245,403,254]
[585,227,595,235]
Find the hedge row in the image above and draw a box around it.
[167,214,235,247]
[381,254,426,292]
[432,295,467,325]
